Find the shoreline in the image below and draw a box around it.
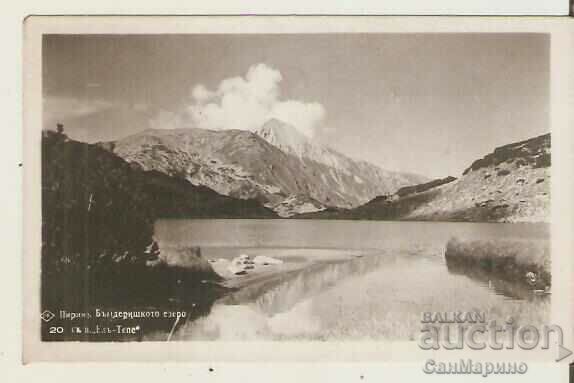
[142,248,370,341]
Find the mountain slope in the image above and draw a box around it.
[256,118,426,189]
[406,133,550,222]
[301,133,550,223]
[109,121,427,216]
[42,130,261,313]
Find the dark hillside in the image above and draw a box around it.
[41,130,273,339]
[298,184,446,220]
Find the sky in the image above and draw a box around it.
[43,33,549,178]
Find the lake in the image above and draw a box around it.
[154,219,550,341]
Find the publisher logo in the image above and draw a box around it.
[40,310,55,322]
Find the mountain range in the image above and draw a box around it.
[106,118,427,216]
[300,133,550,223]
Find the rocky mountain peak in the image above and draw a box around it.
[109,123,427,217]
[256,118,313,159]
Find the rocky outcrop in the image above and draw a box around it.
[301,133,550,223]
[406,133,550,222]
[265,194,326,217]
[462,134,550,175]
[209,254,284,279]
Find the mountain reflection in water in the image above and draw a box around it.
[153,219,550,341]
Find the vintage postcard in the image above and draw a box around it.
[22,16,574,370]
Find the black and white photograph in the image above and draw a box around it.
[20,17,574,368]
[37,30,554,343]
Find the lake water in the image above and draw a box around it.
[154,219,550,341]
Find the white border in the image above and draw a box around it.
[20,16,574,375]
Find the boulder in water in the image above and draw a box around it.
[227,262,247,275]
[227,253,267,274]
[228,257,250,275]
[237,254,254,265]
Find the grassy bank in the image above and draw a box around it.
[444,237,551,291]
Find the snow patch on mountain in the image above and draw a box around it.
[266,194,327,217]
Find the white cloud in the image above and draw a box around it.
[191,84,214,102]
[186,63,325,137]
